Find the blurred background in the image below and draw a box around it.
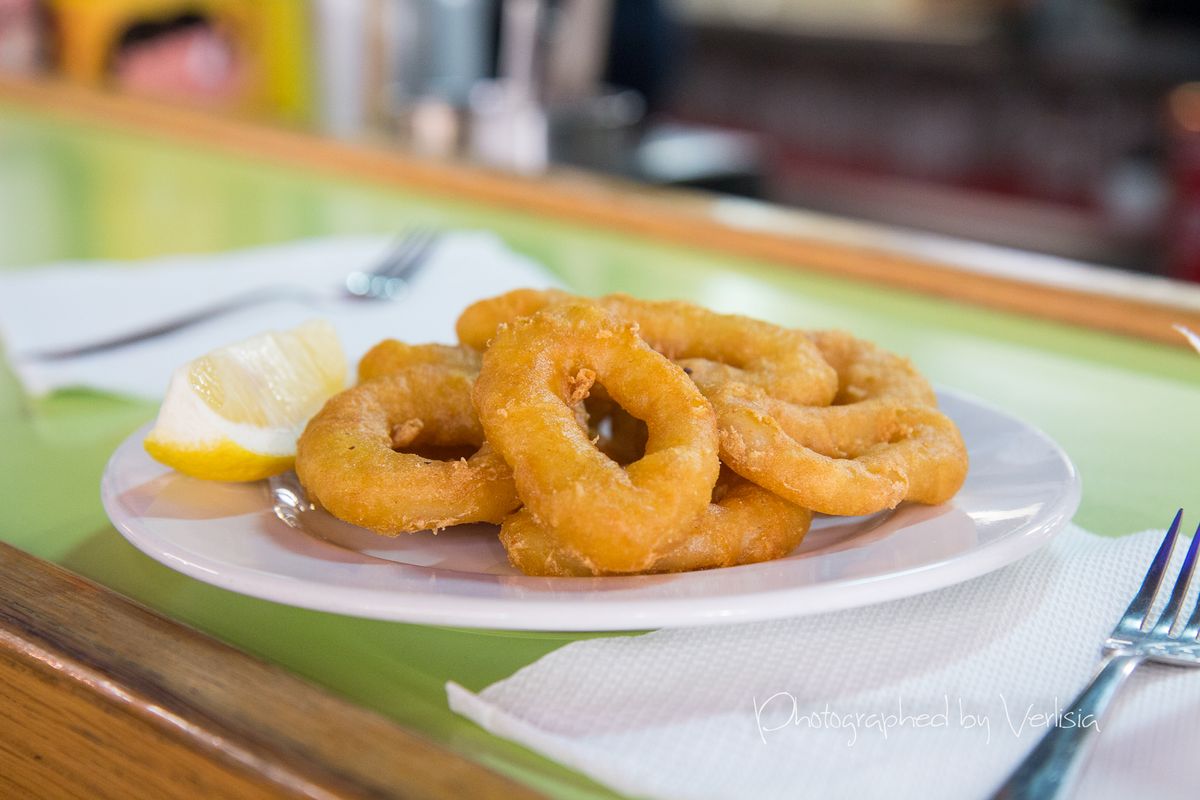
[4,0,1200,280]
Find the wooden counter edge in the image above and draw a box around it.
[1,75,1198,348]
[0,542,544,800]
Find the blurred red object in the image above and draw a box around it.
[110,13,245,106]
[0,0,49,73]
[1166,83,1200,282]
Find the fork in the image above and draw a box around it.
[26,228,440,361]
[991,510,1200,799]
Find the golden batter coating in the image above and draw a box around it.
[500,471,811,576]
[296,365,519,534]
[457,289,839,406]
[711,381,967,516]
[473,302,720,573]
[357,341,481,383]
[455,288,575,350]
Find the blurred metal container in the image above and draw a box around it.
[466,0,545,172]
[314,0,491,144]
[468,0,642,175]
[467,78,549,173]
[408,0,492,105]
[312,0,371,137]
[548,88,644,175]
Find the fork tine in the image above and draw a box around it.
[1116,509,1183,634]
[376,229,437,279]
[367,230,424,276]
[346,229,438,298]
[1151,518,1200,637]
[1179,522,1200,641]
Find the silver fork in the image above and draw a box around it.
[25,228,440,361]
[991,510,1200,799]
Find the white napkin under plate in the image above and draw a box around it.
[448,525,1200,800]
[0,233,557,398]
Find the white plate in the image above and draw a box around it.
[102,389,1080,631]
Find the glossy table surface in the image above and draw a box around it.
[3,100,1200,799]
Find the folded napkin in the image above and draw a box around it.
[0,233,557,398]
[449,526,1200,800]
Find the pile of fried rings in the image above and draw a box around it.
[295,289,969,577]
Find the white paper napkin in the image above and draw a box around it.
[449,526,1200,800]
[0,233,558,398]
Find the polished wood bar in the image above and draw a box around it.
[0,543,543,800]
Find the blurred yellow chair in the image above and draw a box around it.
[46,0,312,122]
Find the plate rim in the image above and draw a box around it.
[102,387,1081,631]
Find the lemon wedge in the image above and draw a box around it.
[144,320,346,482]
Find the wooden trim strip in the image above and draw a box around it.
[2,75,1198,346]
[0,542,544,800]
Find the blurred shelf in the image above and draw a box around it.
[771,158,1148,268]
[672,0,997,49]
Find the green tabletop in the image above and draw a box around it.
[3,103,1200,799]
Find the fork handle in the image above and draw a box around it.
[990,652,1142,800]
[23,286,316,361]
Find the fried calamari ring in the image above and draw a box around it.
[357,341,481,383]
[296,366,519,534]
[457,289,838,406]
[473,302,720,573]
[500,472,811,576]
[456,287,574,349]
[810,330,936,408]
[600,294,837,405]
[680,328,963,516]
[684,329,937,458]
[709,378,967,516]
